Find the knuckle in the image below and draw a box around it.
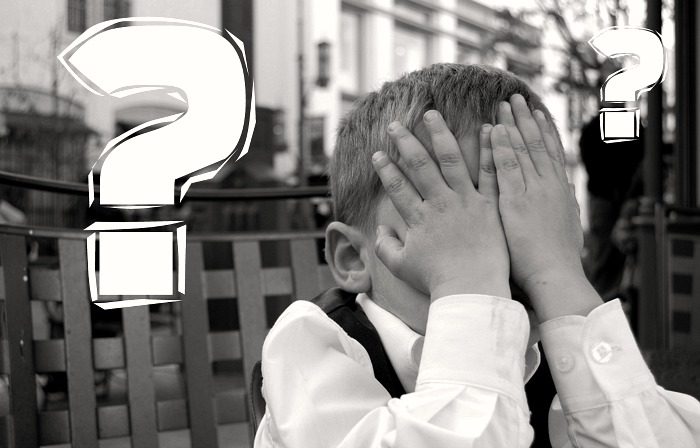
[437,152,462,167]
[385,177,405,195]
[500,158,520,171]
[527,139,547,153]
[407,155,431,170]
[480,162,496,174]
[511,143,528,154]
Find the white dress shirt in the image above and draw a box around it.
[253,293,700,447]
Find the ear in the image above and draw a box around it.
[325,221,372,294]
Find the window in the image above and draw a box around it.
[394,0,432,25]
[340,9,363,94]
[104,0,131,21]
[393,24,429,74]
[68,0,87,33]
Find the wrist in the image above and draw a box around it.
[524,267,603,322]
[430,272,511,303]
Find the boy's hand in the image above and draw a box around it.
[490,94,601,320]
[372,111,511,302]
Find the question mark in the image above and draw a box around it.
[588,26,666,143]
[58,18,255,308]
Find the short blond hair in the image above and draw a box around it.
[329,63,560,233]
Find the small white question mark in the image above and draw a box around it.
[58,18,255,308]
[588,26,666,143]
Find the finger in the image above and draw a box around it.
[374,225,405,275]
[490,124,525,194]
[509,95,555,177]
[372,151,422,226]
[477,124,499,198]
[497,101,538,182]
[388,122,446,199]
[533,110,567,183]
[423,110,474,194]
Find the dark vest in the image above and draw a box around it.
[250,288,406,432]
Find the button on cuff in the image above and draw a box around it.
[591,341,615,364]
[554,351,575,373]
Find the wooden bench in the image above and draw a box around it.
[0,225,334,447]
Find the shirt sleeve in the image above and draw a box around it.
[254,295,536,448]
[539,299,700,448]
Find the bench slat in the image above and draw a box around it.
[262,267,293,296]
[98,404,130,439]
[29,267,62,302]
[317,265,335,291]
[124,304,158,447]
[291,239,321,301]
[215,388,248,423]
[152,334,183,366]
[93,337,124,370]
[0,234,38,447]
[233,241,266,409]
[180,242,218,447]
[209,331,242,361]
[205,269,236,298]
[205,267,297,298]
[38,410,70,445]
[60,238,98,447]
[157,399,189,431]
[34,339,66,372]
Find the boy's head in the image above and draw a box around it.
[325,63,560,334]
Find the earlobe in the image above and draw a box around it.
[325,222,372,293]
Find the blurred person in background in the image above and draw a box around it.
[579,63,645,303]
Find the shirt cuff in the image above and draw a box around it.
[538,299,656,413]
[417,294,530,407]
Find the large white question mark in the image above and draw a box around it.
[58,18,255,308]
[588,26,666,143]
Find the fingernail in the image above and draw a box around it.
[500,101,511,110]
[423,110,439,122]
[372,151,385,163]
[481,124,493,133]
[388,121,401,132]
[533,110,545,120]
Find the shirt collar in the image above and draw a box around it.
[356,293,541,393]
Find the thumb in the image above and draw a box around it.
[374,225,404,274]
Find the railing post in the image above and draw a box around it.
[180,242,218,447]
[0,234,38,448]
[59,238,98,447]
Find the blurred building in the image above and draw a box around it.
[283,0,545,184]
[0,0,289,232]
[0,0,549,231]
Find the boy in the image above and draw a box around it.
[254,64,700,447]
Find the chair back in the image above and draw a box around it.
[0,225,334,447]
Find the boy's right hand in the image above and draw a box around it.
[372,110,511,302]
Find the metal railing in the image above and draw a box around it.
[0,170,330,202]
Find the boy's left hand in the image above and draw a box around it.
[489,94,601,320]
